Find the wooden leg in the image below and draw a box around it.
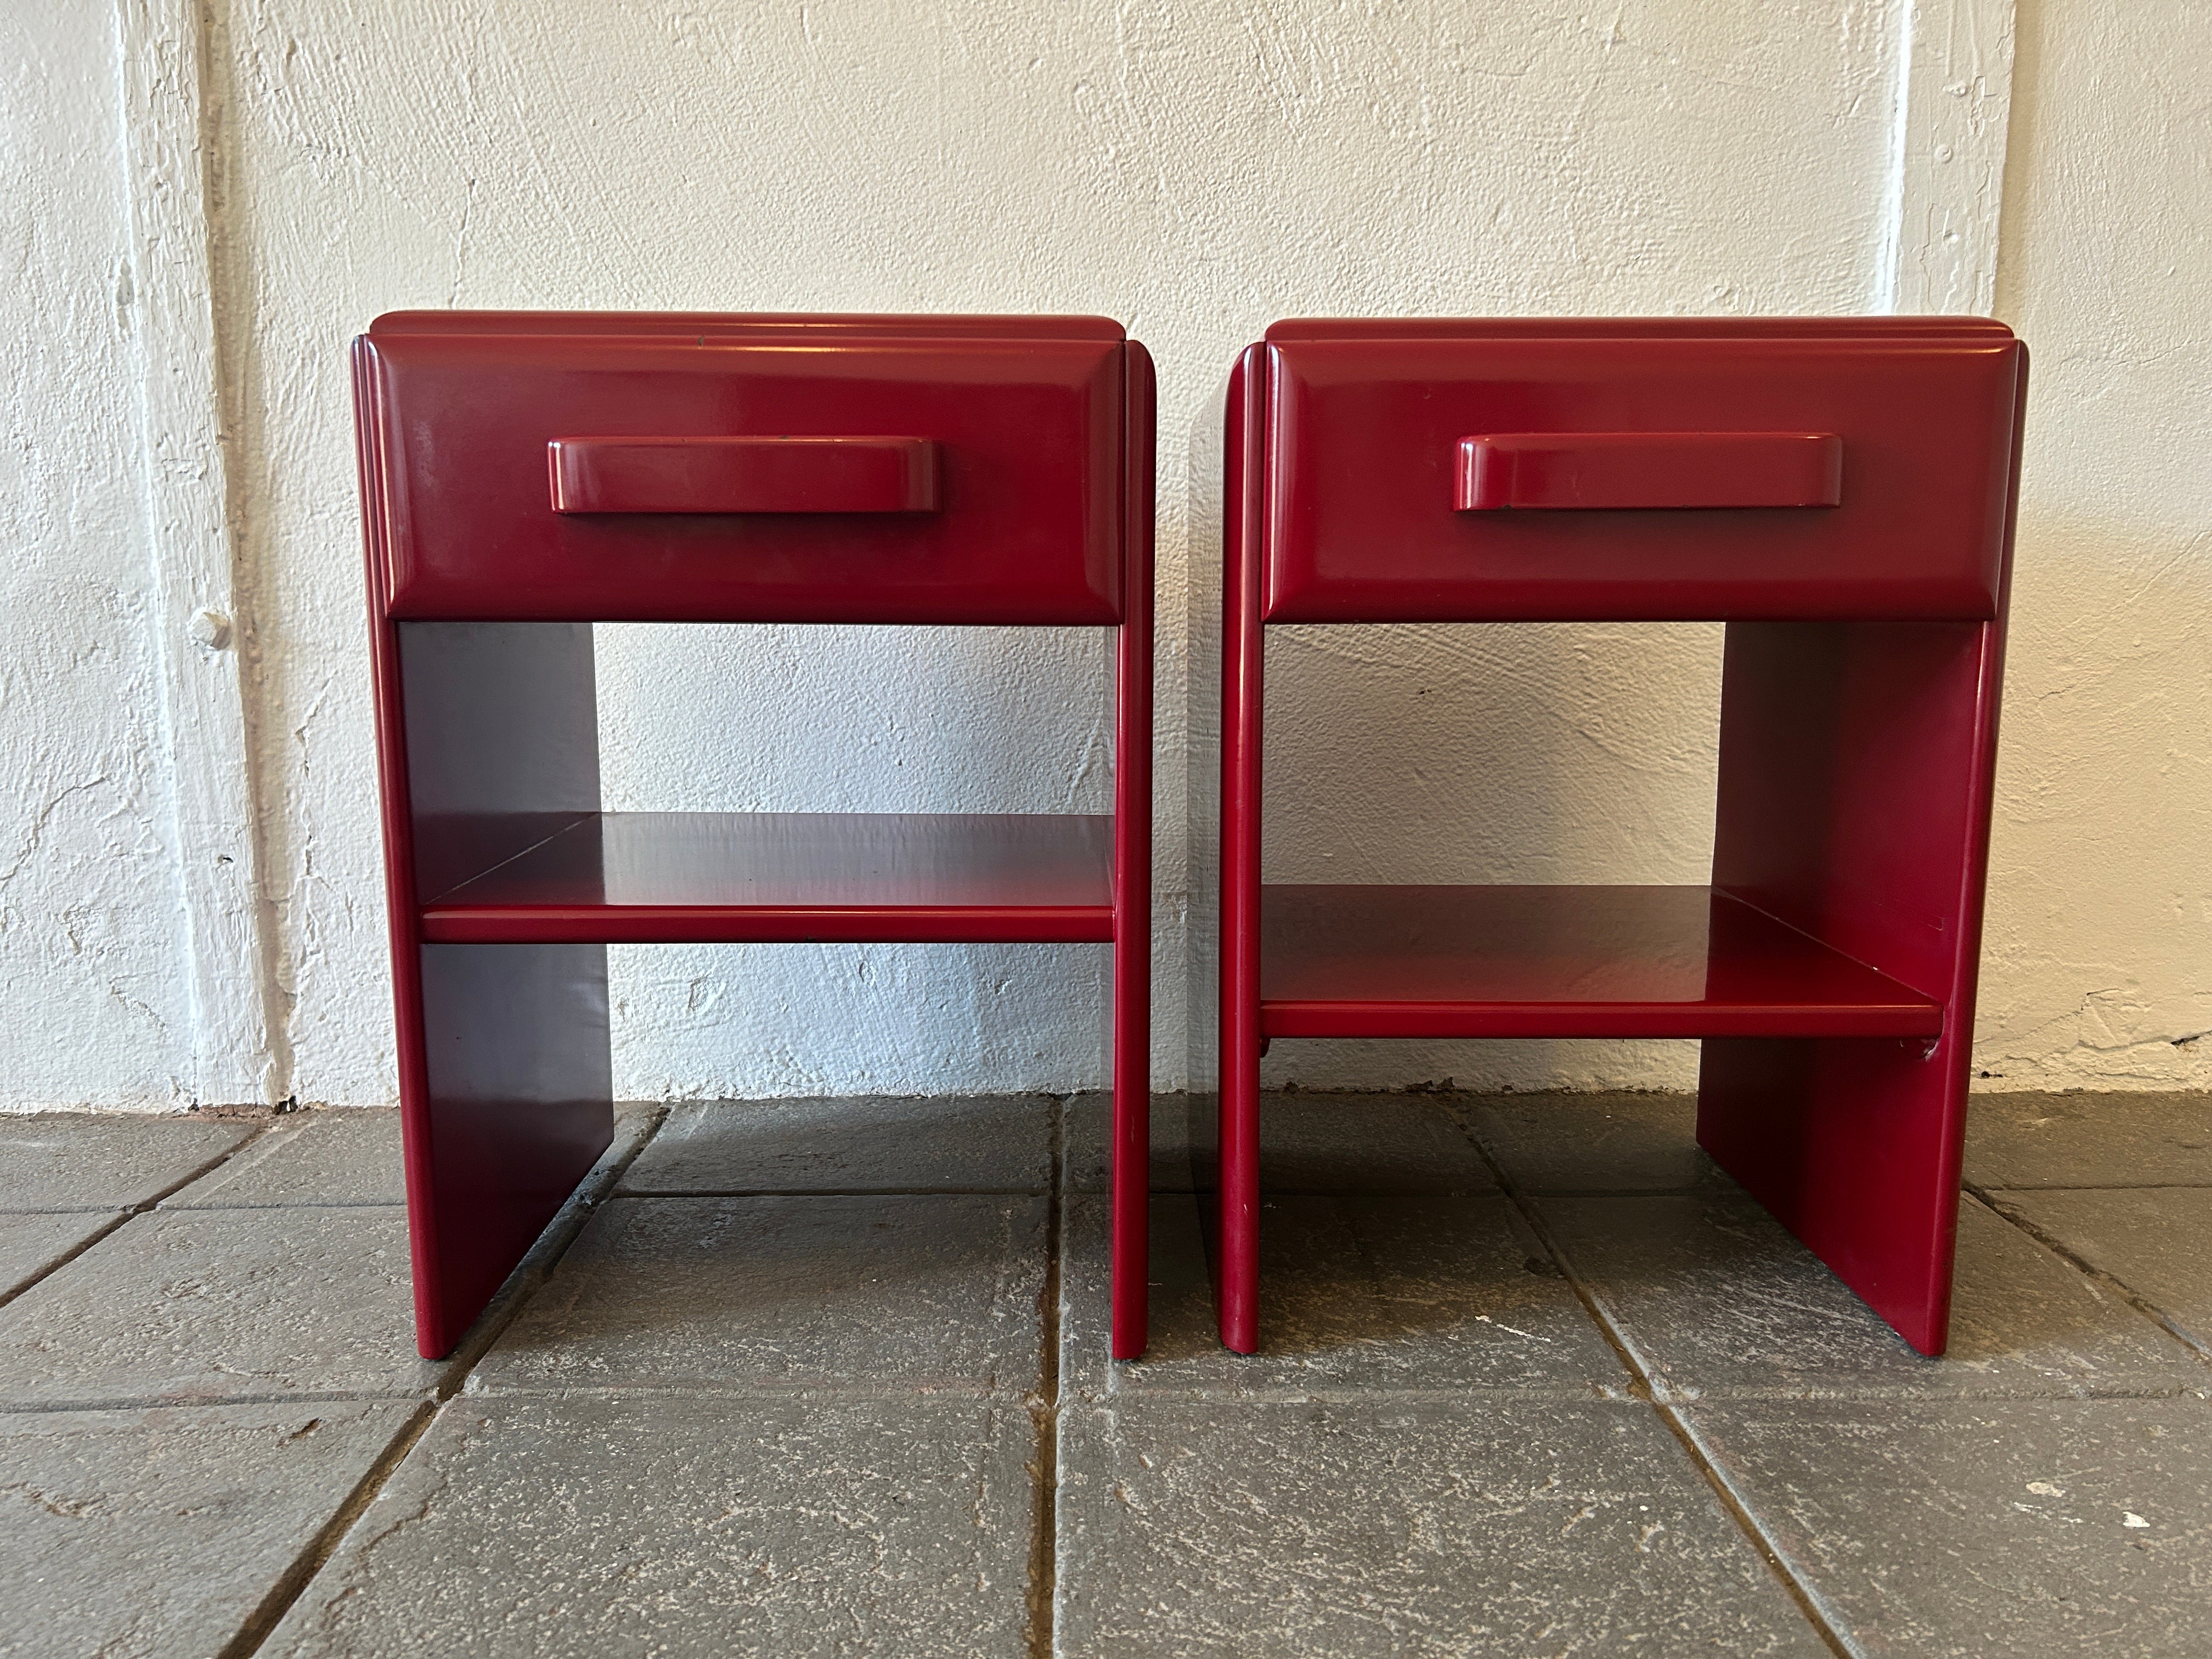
[1109,342,1155,1361]
[377,621,610,1358]
[405,943,613,1357]
[1217,977,1262,1354]
[1109,935,1151,1359]
[1699,1036,1962,1353]
[1216,346,1266,1355]
[1702,619,2005,1356]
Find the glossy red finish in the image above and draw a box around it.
[1698,611,2015,1354]
[373,311,1127,341]
[1219,319,2027,1359]
[358,313,1153,1360]
[1217,346,1268,1355]
[419,811,1114,944]
[1260,885,1940,1040]
[413,940,614,1350]
[549,436,939,515]
[356,314,1124,625]
[1454,433,1843,511]
[1261,321,2019,623]
[364,612,613,1362]
[1109,343,1156,1359]
[1267,317,2018,343]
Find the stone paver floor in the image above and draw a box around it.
[4,1089,2211,1656]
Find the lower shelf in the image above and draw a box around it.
[1259,884,1943,1040]
[420,811,1116,944]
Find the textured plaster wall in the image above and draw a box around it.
[596,624,1115,1097]
[217,0,1899,1104]
[1249,621,1726,1091]
[0,8,195,1107]
[2,1,2202,1108]
[1975,0,2212,1090]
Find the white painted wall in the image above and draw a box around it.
[1975,0,2212,1088]
[1,0,2202,1108]
[0,6,197,1106]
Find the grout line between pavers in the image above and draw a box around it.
[1507,1184,1735,1200]
[469,1131,642,1350]
[457,1379,1636,1404]
[616,1185,1049,1199]
[429,1108,671,1391]
[1026,1094,1065,1659]
[212,1398,438,1659]
[159,1199,408,1212]
[1078,1378,2202,1408]
[214,1103,673,1658]
[443,1380,1055,1403]
[0,1121,282,1311]
[1434,1117,1654,1401]
[1443,1104,1857,1659]
[0,1389,443,1417]
[1967,1182,2212,1374]
[1662,1403,1864,1658]
[1975,1180,2212,1192]
[4,1370,2155,1415]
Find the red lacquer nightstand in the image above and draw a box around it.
[354,311,1155,1359]
[1218,317,2027,1357]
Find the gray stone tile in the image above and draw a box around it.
[1063,1091,1209,1194]
[0,1399,416,1659]
[164,1109,404,1208]
[0,1207,443,1407]
[267,1393,1032,1659]
[1452,1090,1737,1194]
[166,1102,660,1211]
[0,1113,253,1212]
[621,1093,1050,1194]
[1539,1192,2205,1400]
[1056,1396,1827,1657]
[1966,1090,2212,1188]
[0,1105,659,1409]
[472,1194,1045,1397]
[1,1211,122,1301]
[1995,1186,2212,1355]
[1066,1091,1497,1195]
[1062,1193,1626,1401]
[1682,1396,2212,1656]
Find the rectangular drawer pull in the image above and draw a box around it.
[549,436,939,515]
[1455,432,1843,511]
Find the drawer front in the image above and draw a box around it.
[1263,332,2024,622]
[359,329,1125,624]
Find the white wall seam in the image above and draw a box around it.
[1880,0,2018,314]
[115,0,278,1105]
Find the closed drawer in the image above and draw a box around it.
[356,313,1127,624]
[1261,320,2025,623]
